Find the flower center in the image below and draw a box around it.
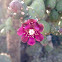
[29,29,35,35]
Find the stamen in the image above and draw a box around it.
[29,29,35,35]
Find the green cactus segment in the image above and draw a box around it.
[21,3,28,16]
[0,24,5,30]
[56,0,62,12]
[28,8,38,19]
[50,10,59,21]
[57,0,60,2]
[0,17,13,34]
[0,54,11,62]
[39,20,50,35]
[6,26,15,34]
[5,17,15,34]
[45,44,53,53]
[51,25,60,35]
[28,0,45,19]
[51,20,62,35]
[54,20,62,28]
[40,36,48,45]
[24,0,33,6]
[5,17,12,26]
[26,43,42,56]
[46,0,56,9]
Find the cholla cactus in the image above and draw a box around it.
[28,0,45,20]
[24,0,34,6]
[49,9,59,21]
[51,25,60,35]
[26,43,42,56]
[40,36,48,46]
[39,20,51,35]
[56,0,62,12]
[8,0,28,20]
[46,0,56,9]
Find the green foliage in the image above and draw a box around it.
[0,54,11,62]
[45,44,53,53]
[51,25,60,35]
[57,0,60,2]
[28,8,38,19]
[0,17,15,34]
[40,36,48,45]
[50,9,59,21]
[50,19,62,35]
[56,0,62,12]
[24,0,33,6]
[5,17,15,34]
[5,17,12,26]
[26,43,42,56]
[0,24,5,30]
[0,17,13,35]
[28,0,45,19]
[21,3,28,17]
[39,20,50,35]
[6,26,15,34]
[46,0,56,9]
[53,20,62,28]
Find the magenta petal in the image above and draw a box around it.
[24,25,30,30]
[21,34,28,43]
[27,19,37,24]
[35,33,44,42]
[34,23,39,31]
[27,37,35,46]
[17,27,24,36]
[22,23,28,27]
[34,23,44,32]
[34,27,39,31]
[39,24,44,32]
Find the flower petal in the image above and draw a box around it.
[22,23,28,27]
[21,34,28,43]
[34,23,44,32]
[27,19,37,24]
[34,22,39,31]
[24,24,30,30]
[39,24,44,32]
[17,27,24,36]
[27,37,35,46]
[35,32,44,42]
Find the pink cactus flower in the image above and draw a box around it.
[17,19,44,46]
[8,0,22,13]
